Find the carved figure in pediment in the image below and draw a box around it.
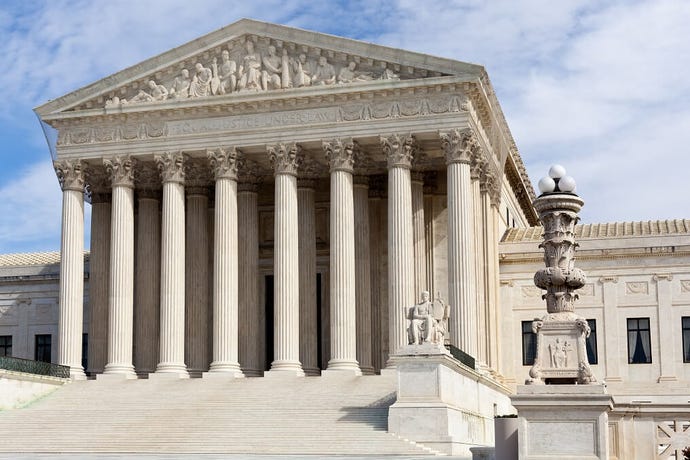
[169,69,190,99]
[105,96,121,108]
[380,68,400,80]
[237,40,263,91]
[292,53,312,87]
[147,80,168,101]
[261,45,285,90]
[190,62,212,97]
[129,89,154,103]
[338,61,374,84]
[312,56,336,86]
[217,50,237,94]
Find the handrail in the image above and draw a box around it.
[0,356,71,379]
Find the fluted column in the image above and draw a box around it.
[102,155,136,377]
[238,178,263,376]
[55,160,87,380]
[134,188,161,375]
[441,128,478,357]
[411,172,426,296]
[471,155,487,367]
[423,173,437,298]
[481,171,501,371]
[205,147,243,377]
[368,178,384,372]
[322,139,360,374]
[154,152,188,377]
[381,134,416,361]
[354,176,374,375]
[88,187,110,375]
[267,143,304,375]
[298,179,320,375]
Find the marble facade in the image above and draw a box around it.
[32,19,536,380]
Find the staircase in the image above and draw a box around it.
[0,374,443,456]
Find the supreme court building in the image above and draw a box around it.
[35,19,536,380]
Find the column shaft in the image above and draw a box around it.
[271,173,303,373]
[104,184,136,376]
[157,178,188,376]
[238,188,263,376]
[368,189,383,372]
[387,167,415,357]
[423,192,435,297]
[134,194,160,375]
[208,178,242,375]
[447,161,477,356]
[58,187,86,379]
[481,192,497,370]
[327,169,360,373]
[88,195,110,374]
[185,191,210,376]
[298,184,319,375]
[472,178,487,366]
[354,180,374,374]
[411,177,427,295]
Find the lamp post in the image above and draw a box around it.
[527,165,596,385]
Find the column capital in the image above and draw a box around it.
[480,168,502,208]
[440,128,477,165]
[54,159,85,192]
[154,152,186,184]
[186,186,209,197]
[268,142,302,176]
[103,155,136,188]
[599,276,619,284]
[208,147,242,181]
[323,138,358,173]
[297,178,317,189]
[410,171,425,184]
[470,151,486,181]
[137,189,162,200]
[380,134,417,169]
[353,175,370,187]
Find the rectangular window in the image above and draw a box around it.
[0,335,11,357]
[522,321,537,365]
[627,318,651,364]
[35,334,52,363]
[586,319,598,365]
[681,316,690,363]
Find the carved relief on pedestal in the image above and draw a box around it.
[54,159,85,192]
[103,155,136,188]
[323,138,358,173]
[380,134,417,169]
[154,152,186,184]
[439,128,476,165]
[267,142,302,176]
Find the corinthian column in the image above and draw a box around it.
[102,155,137,378]
[87,174,110,375]
[323,139,360,374]
[153,152,188,377]
[411,172,426,296]
[205,147,243,378]
[54,160,87,380]
[267,143,304,376]
[440,129,478,357]
[354,175,374,375]
[298,179,319,376]
[238,175,263,376]
[381,134,416,361]
[471,154,487,367]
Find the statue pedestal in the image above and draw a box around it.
[510,384,612,460]
[388,347,514,456]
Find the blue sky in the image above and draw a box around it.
[1,0,689,254]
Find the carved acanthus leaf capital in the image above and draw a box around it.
[470,148,487,180]
[480,168,502,207]
[440,128,476,165]
[103,155,136,188]
[54,159,85,192]
[154,152,186,184]
[380,134,417,169]
[297,178,317,189]
[268,142,302,176]
[208,147,242,181]
[323,138,358,173]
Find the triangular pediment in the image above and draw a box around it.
[35,18,484,117]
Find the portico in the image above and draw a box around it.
[41,19,537,380]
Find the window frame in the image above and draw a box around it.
[521,320,537,366]
[682,316,690,363]
[586,319,598,365]
[0,335,12,357]
[627,317,652,364]
[35,334,52,363]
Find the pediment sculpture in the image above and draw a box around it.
[104,38,403,109]
[407,291,449,346]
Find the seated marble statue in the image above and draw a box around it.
[407,291,448,345]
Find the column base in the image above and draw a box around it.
[204,362,244,379]
[266,360,305,377]
[103,363,137,377]
[302,366,321,376]
[325,359,362,376]
[69,367,87,381]
[241,367,265,377]
[359,365,376,375]
[151,363,189,379]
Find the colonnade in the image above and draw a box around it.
[54,128,502,379]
